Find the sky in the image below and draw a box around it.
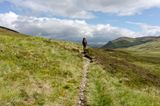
[0,0,160,45]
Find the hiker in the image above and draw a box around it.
[82,37,87,54]
[82,37,93,62]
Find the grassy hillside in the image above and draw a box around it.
[102,36,160,49]
[86,48,160,106]
[0,28,83,106]
[89,36,160,105]
[1,27,160,106]
[122,39,160,56]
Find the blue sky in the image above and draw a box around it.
[0,0,160,44]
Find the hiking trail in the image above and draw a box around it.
[77,54,92,106]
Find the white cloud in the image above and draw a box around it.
[0,11,18,29]
[6,0,94,19]
[3,0,160,18]
[80,0,160,16]
[140,24,160,36]
[127,21,160,36]
[2,12,159,45]
[0,12,139,44]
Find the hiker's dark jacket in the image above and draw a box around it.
[82,38,87,48]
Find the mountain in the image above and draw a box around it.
[0,27,160,105]
[102,36,160,49]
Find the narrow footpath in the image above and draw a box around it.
[77,56,91,106]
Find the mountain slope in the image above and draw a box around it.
[0,28,83,105]
[0,27,160,106]
[122,38,160,56]
[102,36,160,49]
[87,36,160,105]
[86,48,160,106]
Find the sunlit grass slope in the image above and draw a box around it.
[123,38,160,56]
[1,27,160,106]
[0,29,83,106]
[86,48,160,106]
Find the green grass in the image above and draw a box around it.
[89,48,160,88]
[0,30,83,106]
[86,47,160,106]
[121,39,160,56]
[1,28,160,106]
[103,36,160,49]
[86,61,160,106]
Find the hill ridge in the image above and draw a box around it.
[0,26,19,33]
[102,36,160,49]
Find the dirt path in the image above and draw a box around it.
[77,57,91,106]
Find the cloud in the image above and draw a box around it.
[2,0,160,19]
[4,0,94,19]
[0,11,18,29]
[140,24,160,36]
[80,0,160,16]
[127,21,160,36]
[0,12,139,44]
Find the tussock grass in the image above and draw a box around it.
[89,48,160,88]
[86,63,160,106]
[86,47,160,105]
[1,28,160,106]
[0,30,83,106]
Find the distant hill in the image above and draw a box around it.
[122,38,160,55]
[102,36,160,49]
